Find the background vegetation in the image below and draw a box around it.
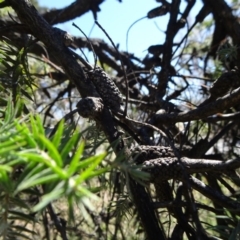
[1,0,240,239]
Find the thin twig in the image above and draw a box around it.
[95,21,129,117]
[72,22,97,68]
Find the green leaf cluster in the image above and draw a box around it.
[0,99,108,239]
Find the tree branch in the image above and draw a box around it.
[154,86,240,124]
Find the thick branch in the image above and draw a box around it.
[7,0,97,98]
[143,157,240,182]
[154,86,240,124]
[42,0,105,25]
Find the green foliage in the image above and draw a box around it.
[0,39,35,116]
[0,22,149,239]
[0,99,108,239]
[229,220,240,240]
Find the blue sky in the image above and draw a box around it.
[38,0,182,59]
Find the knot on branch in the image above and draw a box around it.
[52,27,75,47]
[77,97,104,118]
[143,157,181,182]
[131,145,183,203]
[86,67,123,113]
[131,145,187,182]
[131,145,177,164]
